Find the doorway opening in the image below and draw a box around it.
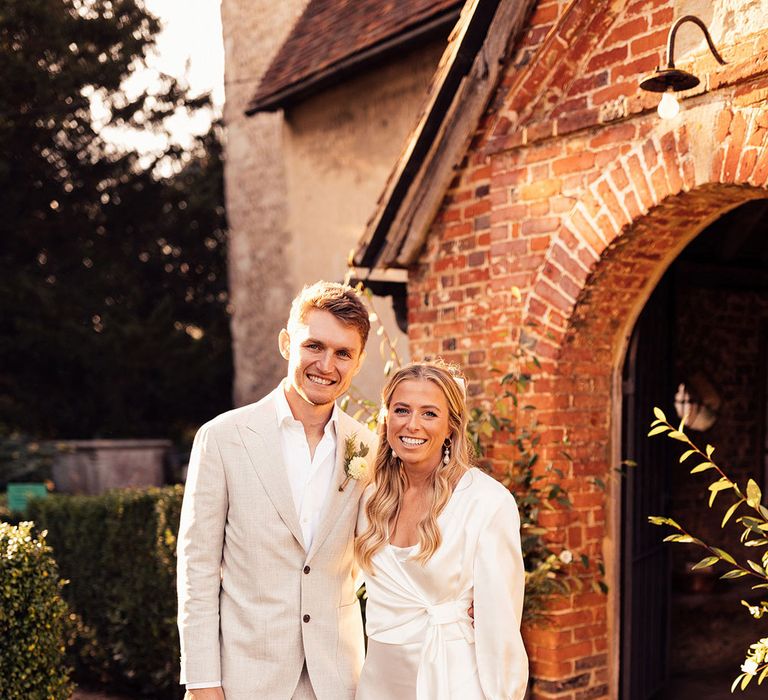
[620,199,768,700]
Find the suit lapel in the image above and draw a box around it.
[238,393,305,550]
[306,410,362,562]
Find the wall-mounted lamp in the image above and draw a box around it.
[639,15,727,119]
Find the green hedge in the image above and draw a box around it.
[0,521,73,700]
[28,486,184,699]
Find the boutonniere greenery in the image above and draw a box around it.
[339,435,370,491]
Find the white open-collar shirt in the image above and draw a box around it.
[185,382,340,691]
[274,380,339,551]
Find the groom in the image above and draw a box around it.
[177,281,378,700]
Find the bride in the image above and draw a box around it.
[355,361,528,699]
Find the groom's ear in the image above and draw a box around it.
[278,328,291,360]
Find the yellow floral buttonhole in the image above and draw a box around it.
[339,435,370,491]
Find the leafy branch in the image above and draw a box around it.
[647,407,768,691]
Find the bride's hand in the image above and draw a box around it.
[185,688,225,700]
[468,601,474,627]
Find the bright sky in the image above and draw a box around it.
[96,0,225,155]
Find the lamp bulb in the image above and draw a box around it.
[657,91,680,120]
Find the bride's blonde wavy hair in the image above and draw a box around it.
[355,360,472,574]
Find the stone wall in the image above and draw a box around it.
[222,1,442,404]
[221,0,309,406]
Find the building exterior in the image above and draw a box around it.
[224,0,768,698]
[354,1,768,699]
[221,0,463,405]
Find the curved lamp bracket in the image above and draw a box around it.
[666,15,727,70]
[640,14,728,94]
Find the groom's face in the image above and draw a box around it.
[279,308,365,407]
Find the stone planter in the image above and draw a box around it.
[52,439,172,495]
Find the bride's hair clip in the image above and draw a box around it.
[450,374,466,397]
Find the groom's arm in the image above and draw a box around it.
[177,422,229,687]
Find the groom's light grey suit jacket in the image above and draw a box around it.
[177,387,377,699]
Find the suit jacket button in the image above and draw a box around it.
[303,614,311,623]
[303,565,311,574]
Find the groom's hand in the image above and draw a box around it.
[185,688,225,700]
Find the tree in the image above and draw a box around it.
[0,0,232,441]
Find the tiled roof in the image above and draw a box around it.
[247,0,463,113]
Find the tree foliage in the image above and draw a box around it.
[0,0,232,441]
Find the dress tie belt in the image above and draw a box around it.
[418,598,474,699]
[426,600,469,626]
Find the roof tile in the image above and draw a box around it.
[249,0,462,112]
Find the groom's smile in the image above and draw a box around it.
[307,373,334,386]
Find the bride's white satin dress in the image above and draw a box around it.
[355,468,528,700]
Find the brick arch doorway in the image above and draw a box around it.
[555,185,766,700]
[548,184,768,700]
[619,197,768,700]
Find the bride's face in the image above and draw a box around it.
[387,378,451,473]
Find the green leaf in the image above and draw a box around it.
[709,477,733,491]
[679,449,696,463]
[748,560,766,575]
[667,430,688,441]
[722,500,743,528]
[691,462,715,474]
[708,479,733,508]
[741,672,753,690]
[745,538,768,548]
[747,479,763,509]
[721,569,749,579]
[741,516,764,529]
[732,674,745,693]
[706,444,715,458]
[712,547,737,565]
[647,425,670,437]
[648,516,681,529]
[691,556,719,570]
[653,407,667,422]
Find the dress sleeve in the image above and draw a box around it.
[473,492,529,700]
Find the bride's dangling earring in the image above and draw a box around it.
[443,439,451,465]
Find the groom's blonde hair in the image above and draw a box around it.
[287,281,371,349]
[355,360,472,574]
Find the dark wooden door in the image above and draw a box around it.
[620,278,675,700]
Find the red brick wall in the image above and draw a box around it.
[405,1,768,697]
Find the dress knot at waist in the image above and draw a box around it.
[426,599,470,627]
[416,597,475,699]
